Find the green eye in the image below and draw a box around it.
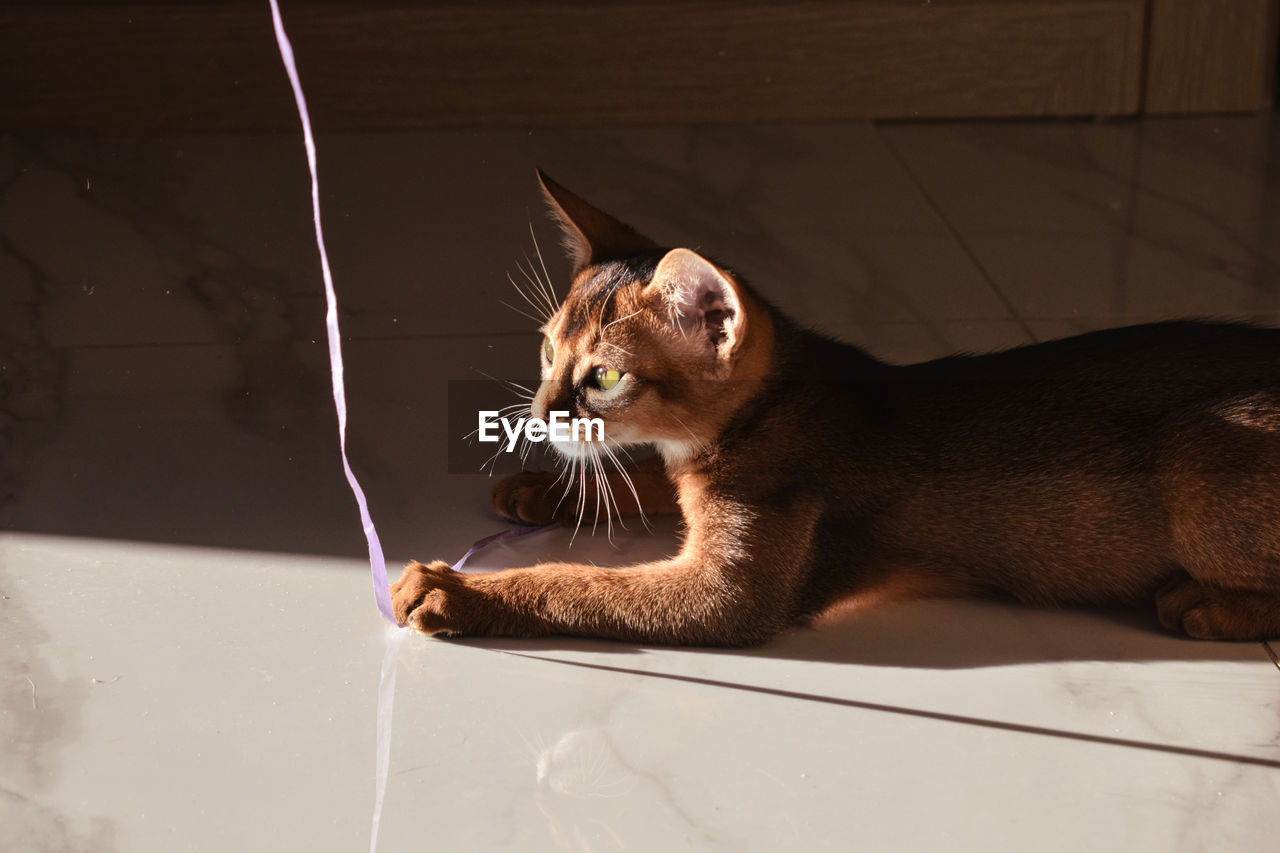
[595,367,622,391]
[542,337,554,363]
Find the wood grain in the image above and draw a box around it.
[1144,0,1279,114]
[1,1,1147,132]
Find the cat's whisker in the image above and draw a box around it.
[479,442,505,476]
[601,306,645,336]
[527,257,560,322]
[590,447,605,539]
[549,453,565,482]
[555,451,583,525]
[599,340,634,357]
[518,253,558,320]
[469,367,536,400]
[487,389,535,405]
[605,438,640,466]
[593,445,619,544]
[498,389,536,406]
[505,381,537,398]
[549,450,571,485]
[507,264,554,321]
[601,439,647,532]
[578,453,594,543]
[577,453,589,533]
[465,402,530,439]
[595,444,626,544]
[598,306,645,361]
[498,297,547,327]
[524,251,560,320]
[463,388,534,453]
[488,403,534,425]
[461,373,535,444]
[478,403,534,473]
[515,259,553,322]
[672,413,709,453]
[569,452,589,547]
[528,223,561,311]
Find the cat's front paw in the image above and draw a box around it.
[491,470,566,525]
[391,560,467,636]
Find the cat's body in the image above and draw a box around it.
[738,317,1280,620]
[391,174,1280,646]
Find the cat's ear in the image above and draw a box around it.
[537,170,658,275]
[647,248,746,359]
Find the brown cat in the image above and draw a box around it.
[391,172,1280,646]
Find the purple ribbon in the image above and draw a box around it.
[268,0,555,624]
[268,0,396,625]
[451,524,555,571]
[268,5,554,849]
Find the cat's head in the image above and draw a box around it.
[529,171,771,465]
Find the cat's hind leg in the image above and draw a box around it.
[1158,392,1280,640]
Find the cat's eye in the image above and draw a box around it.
[595,367,622,392]
[542,337,554,363]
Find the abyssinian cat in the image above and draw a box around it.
[392,172,1280,646]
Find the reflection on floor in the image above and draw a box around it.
[4,114,1280,852]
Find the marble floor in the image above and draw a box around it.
[4,113,1280,852]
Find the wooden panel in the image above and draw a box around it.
[1144,0,1279,114]
[1,1,1147,132]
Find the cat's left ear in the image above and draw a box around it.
[647,248,746,360]
[537,170,658,276]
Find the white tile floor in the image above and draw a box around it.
[3,115,1280,852]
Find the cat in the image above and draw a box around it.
[391,171,1280,647]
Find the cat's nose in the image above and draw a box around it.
[531,382,566,422]
[530,388,551,422]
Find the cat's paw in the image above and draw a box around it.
[491,470,566,525]
[1156,574,1210,635]
[1156,574,1241,640]
[391,560,466,636]
[1155,573,1278,640]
